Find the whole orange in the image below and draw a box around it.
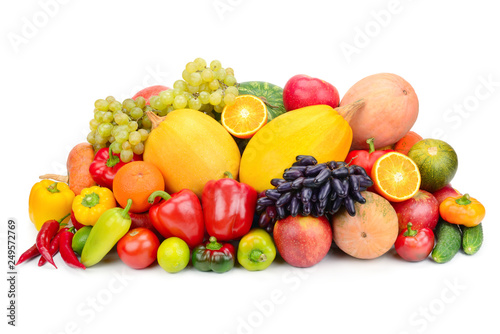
[113,161,164,213]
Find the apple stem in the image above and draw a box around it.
[145,111,166,130]
[335,99,365,123]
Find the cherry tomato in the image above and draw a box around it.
[117,228,160,269]
[395,223,435,262]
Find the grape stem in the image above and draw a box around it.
[39,174,69,183]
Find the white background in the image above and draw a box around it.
[1,1,499,334]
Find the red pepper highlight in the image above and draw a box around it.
[36,213,70,268]
[16,244,40,266]
[38,227,67,266]
[148,190,204,248]
[59,230,86,269]
[89,147,142,189]
[202,172,257,241]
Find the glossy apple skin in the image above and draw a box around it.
[391,190,439,232]
[132,85,169,105]
[432,184,461,206]
[283,74,340,111]
[273,215,332,268]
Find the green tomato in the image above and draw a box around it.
[237,228,276,271]
[157,237,190,273]
[72,226,93,256]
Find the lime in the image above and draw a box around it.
[157,237,190,273]
[72,226,93,256]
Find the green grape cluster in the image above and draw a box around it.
[87,96,152,162]
[148,58,239,118]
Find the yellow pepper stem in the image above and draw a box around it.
[455,194,472,206]
[47,182,60,193]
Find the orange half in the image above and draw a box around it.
[371,152,421,202]
[221,95,267,139]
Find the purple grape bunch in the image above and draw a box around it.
[256,155,374,234]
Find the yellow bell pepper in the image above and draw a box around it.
[72,186,116,226]
[29,180,75,231]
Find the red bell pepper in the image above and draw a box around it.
[202,172,257,241]
[345,137,393,176]
[148,190,204,248]
[89,147,142,189]
[395,223,435,262]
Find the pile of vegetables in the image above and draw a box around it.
[17,59,486,274]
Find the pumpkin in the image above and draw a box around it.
[239,101,363,193]
[339,73,419,150]
[332,191,398,260]
[407,139,458,192]
[143,109,241,197]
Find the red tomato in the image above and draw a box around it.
[117,228,160,269]
[395,223,435,262]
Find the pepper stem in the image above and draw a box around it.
[224,171,234,179]
[47,182,60,193]
[148,191,172,204]
[455,194,472,206]
[206,236,223,251]
[403,222,418,237]
[366,137,376,154]
[249,249,267,263]
[106,147,121,168]
[57,213,71,224]
[121,199,133,218]
[81,192,100,208]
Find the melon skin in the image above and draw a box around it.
[238,81,286,121]
[407,139,458,193]
[332,191,398,260]
[339,73,419,150]
[143,109,241,198]
[239,104,353,193]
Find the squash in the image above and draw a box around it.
[339,73,419,150]
[239,101,363,193]
[143,109,241,197]
[332,191,398,260]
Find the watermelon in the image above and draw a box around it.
[408,139,458,192]
[234,81,287,153]
[238,81,286,121]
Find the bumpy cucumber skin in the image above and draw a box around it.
[432,219,462,263]
[462,223,483,255]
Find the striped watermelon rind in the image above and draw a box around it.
[238,81,286,121]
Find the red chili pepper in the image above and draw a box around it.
[16,244,40,266]
[202,171,257,241]
[148,190,204,248]
[59,229,86,269]
[38,227,67,266]
[345,137,394,177]
[70,210,86,231]
[89,147,142,189]
[395,223,435,262]
[36,213,70,268]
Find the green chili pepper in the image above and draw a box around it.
[237,228,276,271]
[81,199,133,267]
[192,236,235,273]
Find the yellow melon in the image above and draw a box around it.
[143,109,240,197]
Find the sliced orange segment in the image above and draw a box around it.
[221,95,267,139]
[371,152,421,202]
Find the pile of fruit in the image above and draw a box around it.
[18,58,486,273]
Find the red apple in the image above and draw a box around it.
[273,215,332,268]
[283,74,340,111]
[132,85,169,105]
[432,184,461,205]
[391,190,439,232]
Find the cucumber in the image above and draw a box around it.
[431,219,461,263]
[462,223,483,255]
